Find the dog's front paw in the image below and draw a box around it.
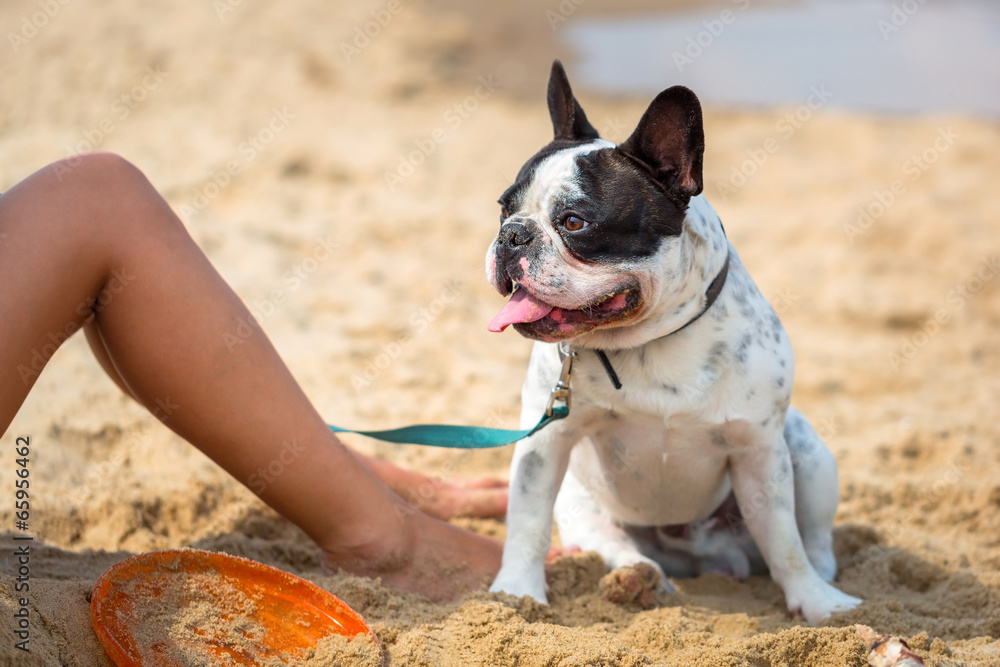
[786,580,862,623]
[804,543,838,583]
[599,563,665,609]
[490,569,549,604]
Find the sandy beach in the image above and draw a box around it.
[1,0,999,664]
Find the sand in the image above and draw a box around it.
[1,0,999,664]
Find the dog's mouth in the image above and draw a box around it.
[488,283,642,342]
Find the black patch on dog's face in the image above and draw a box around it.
[498,143,687,265]
[556,148,686,261]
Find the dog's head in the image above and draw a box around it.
[485,60,707,348]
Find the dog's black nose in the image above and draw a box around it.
[497,221,535,247]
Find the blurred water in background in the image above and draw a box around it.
[563,0,1000,116]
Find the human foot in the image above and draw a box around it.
[354,451,508,521]
[415,477,507,521]
[319,505,502,602]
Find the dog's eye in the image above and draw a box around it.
[563,215,589,232]
[499,205,509,222]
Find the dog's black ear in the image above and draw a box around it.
[618,86,704,200]
[547,60,600,141]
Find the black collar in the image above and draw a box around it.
[594,250,731,390]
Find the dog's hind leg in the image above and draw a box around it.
[784,407,840,583]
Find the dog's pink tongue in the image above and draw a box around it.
[488,287,555,332]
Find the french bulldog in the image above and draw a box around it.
[484,61,861,623]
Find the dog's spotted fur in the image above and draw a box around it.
[486,61,861,623]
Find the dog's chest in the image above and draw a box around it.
[565,349,734,526]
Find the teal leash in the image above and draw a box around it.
[328,405,567,449]
[327,346,576,449]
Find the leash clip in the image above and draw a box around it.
[545,343,575,417]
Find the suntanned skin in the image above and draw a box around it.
[84,322,509,524]
[0,152,507,601]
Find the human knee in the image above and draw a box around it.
[2,153,147,239]
[47,152,174,236]
[49,151,144,190]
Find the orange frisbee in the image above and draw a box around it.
[90,549,380,666]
